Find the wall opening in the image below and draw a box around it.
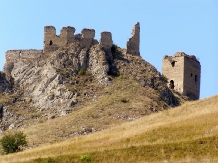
[171,60,177,67]
[49,40,53,45]
[169,80,175,89]
[195,75,197,82]
[191,73,192,77]
[19,51,22,57]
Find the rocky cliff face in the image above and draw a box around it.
[0,72,13,93]
[0,40,182,133]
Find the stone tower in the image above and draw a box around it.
[162,52,201,100]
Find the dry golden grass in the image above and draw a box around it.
[0,95,217,163]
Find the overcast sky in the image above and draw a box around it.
[0,0,217,99]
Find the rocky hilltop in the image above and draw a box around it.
[0,23,185,141]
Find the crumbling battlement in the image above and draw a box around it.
[44,26,75,52]
[164,52,199,62]
[44,23,140,53]
[44,26,111,52]
[127,22,140,56]
[4,23,140,73]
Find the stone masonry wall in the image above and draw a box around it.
[127,22,140,55]
[183,56,201,99]
[44,26,75,52]
[100,31,112,48]
[81,28,95,47]
[162,55,184,94]
[3,50,42,73]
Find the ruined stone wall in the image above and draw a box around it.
[4,23,138,73]
[3,49,42,73]
[81,28,95,46]
[162,55,184,93]
[127,22,140,55]
[162,52,201,99]
[183,56,201,99]
[100,31,112,48]
[44,26,75,52]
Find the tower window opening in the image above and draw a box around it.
[19,51,22,56]
[191,73,192,77]
[195,75,197,81]
[169,80,175,89]
[49,40,53,45]
[171,61,175,67]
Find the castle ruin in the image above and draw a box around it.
[3,22,200,100]
[162,52,201,100]
[3,23,140,73]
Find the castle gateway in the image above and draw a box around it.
[162,52,201,100]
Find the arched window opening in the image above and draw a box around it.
[191,73,192,77]
[169,80,175,89]
[195,75,197,82]
[19,51,22,57]
[49,40,53,45]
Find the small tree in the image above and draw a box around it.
[1,131,27,154]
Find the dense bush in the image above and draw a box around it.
[0,131,27,154]
[111,44,118,53]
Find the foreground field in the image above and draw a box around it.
[0,95,218,163]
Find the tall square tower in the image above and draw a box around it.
[162,52,201,100]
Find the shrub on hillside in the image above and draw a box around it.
[161,75,168,83]
[111,44,118,53]
[78,68,85,75]
[0,131,27,154]
[80,154,91,163]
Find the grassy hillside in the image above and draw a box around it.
[3,77,169,148]
[0,95,217,163]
